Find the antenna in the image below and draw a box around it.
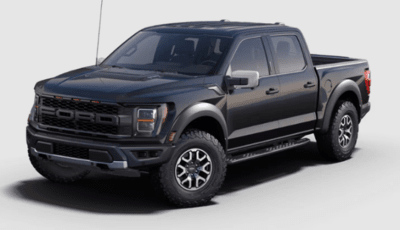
[96,0,104,65]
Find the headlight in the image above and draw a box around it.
[137,108,157,132]
[135,105,168,135]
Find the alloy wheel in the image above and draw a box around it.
[338,114,353,148]
[175,148,213,191]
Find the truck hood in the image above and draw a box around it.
[37,66,205,102]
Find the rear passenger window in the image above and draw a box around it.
[230,38,269,76]
[270,35,306,73]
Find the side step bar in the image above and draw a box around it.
[226,138,310,164]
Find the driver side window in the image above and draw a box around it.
[230,38,269,77]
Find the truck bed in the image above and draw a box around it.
[311,54,369,131]
[311,54,368,72]
[312,54,368,82]
[311,54,360,66]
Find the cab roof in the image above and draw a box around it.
[142,21,297,37]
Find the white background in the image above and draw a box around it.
[1,0,399,229]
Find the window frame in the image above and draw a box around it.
[266,33,308,76]
[226,36,272,78]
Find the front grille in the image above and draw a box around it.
[41,114,118,134]
[53,143,89,159]
[37,96,129,137]
[42,97,118,115]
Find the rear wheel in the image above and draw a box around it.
[151,129,226,207]
[29,153,90,183]
[315,101,359,161]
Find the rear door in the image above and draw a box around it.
[226,37,282,150]
[266,33,318,135]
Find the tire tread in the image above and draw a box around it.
[151,129,226,207]
[315,101,358,161]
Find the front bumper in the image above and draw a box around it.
[26,126,174,173]
[30,147,128,169]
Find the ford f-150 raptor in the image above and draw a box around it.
[27,21,371,207]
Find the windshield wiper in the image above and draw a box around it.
[153,69,179,74]
[110,65,127,69]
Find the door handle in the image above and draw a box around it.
[266,87,279,95]
[304,81,316,88]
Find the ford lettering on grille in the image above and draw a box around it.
[40,107,119,125]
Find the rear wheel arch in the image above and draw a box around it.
[320,80,362,133]
[336,91,361,119]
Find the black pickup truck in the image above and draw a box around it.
[27,21,371,207]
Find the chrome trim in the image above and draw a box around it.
[30,147,127,169]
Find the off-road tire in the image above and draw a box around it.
[29,153,90,183]
[315,100,359,161]
[151,129,226,207]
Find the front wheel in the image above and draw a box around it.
[151,129,226,207]
[315,101,359,161]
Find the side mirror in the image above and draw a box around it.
[96,57,105,65]
[228,70,260,89]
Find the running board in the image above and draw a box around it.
[226,138,310,164]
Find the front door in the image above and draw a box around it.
[227,37,282,150]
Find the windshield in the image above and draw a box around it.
[102,32,232,75]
